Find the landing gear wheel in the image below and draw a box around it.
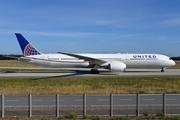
[91,69,100,74]
[161,67,165,72]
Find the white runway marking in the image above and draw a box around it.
[32,100,42,101]
[97,99,109,101]
[6,100,19,102]
[120,99,132,101]
[142,99,155,101]
[75,99,83,101]
[167,99,176,101]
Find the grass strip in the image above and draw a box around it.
[0,76,180,95]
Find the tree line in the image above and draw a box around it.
[0,54,22,60]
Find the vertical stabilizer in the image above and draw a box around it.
[15,33,41,56]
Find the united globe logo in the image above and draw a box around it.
[24,44,40,56]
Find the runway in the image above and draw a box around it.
[0,68,180,78]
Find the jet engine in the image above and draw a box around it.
[105,61,126,71]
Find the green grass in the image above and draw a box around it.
[0,60,42,67]
[0,76,180,95]
[66,112,78,120]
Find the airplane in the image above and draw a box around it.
[15,33,175,74]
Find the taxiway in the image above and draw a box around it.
[0,68,179,78]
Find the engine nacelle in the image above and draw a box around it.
[106,61,126,71]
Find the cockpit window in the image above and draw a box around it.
[169,58,172,60]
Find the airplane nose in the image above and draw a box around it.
[172,60,176,66]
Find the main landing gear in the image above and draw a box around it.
[90,64,100,74]
[91,69,100,74]
[161,67,166,72]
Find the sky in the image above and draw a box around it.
[0,0,180,57]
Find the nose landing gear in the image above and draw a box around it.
[161,67,166,72]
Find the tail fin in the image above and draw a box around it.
[15,33,41,56]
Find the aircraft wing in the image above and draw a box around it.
[58,52,107,65]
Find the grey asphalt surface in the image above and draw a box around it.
[0,68,180,78]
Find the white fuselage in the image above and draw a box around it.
[19,53,175,69]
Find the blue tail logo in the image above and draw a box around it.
[15,33,41,56]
